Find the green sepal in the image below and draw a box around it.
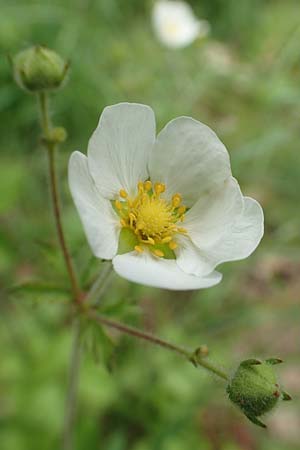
[12,45,69,93]
[151,243,176,260]
[266,358,283,365]
[282,391,292,401]
[117,228,139,254]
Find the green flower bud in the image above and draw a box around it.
[41,127,68,146]
[12,45,69,93]
[227,358,291,428]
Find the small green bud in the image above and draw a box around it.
[41,126,67,146]
[227,358,292,428]
[12,45,69,93]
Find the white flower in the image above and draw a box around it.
[69,103,263,291]
[152,0,210,49]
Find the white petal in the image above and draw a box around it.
[113,252,222,291]
[175,235,213,277]
[87,103,155,199]
[149,117,231,206]
[68,151,120,259]
[184,177,244,248]
[177,183,264,275]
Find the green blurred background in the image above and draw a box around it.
[1,0,300,449]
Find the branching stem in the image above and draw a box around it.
[86,309,229,381]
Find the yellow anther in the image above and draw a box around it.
[162,236,172,244]
[169,241,178,250]
[172,194,182,208]
[115,199,122,210]
[178,205,186,215]
[119,189,128,199]
[178,227,187,233]
[144,180,152,191]
[180,215,185,222]
[138,181,144,192]
[141,237,155,245]
[153,249,164,257]
[154,182,166,195]
[120,219,127,227]
[134,245,144,253]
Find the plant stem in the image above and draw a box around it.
[38,91,51,135]
[86,310,229,381]
[37,92,81,303]
[62,321,82,450]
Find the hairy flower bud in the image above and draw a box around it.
[12,45,69,93]
[227,358,291,428]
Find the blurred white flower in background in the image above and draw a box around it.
[152,0,210,48]
[69,103,263,290]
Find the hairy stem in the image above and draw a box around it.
[62,321,82,450]
[37,92,81,303]
[86,310,229,381]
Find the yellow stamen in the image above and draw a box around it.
[115,200,122,210]
[119,189,128,199]
[178,205,186,215]
[134,245,144,253]
[169,241,178,250]
[162,236,172,243]
[154,182,166,195]
[120,219,127,227]
[153,249,164,257]
[144,180,152,191]
[178,227,187,233]
[138,181,144,193]
[141,237,155,245]
[129,213,136,227]
[172,194,182,208]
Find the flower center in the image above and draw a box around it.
[115,181,187,258]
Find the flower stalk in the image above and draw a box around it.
[37,92,81,304]
[86,309,229,381]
